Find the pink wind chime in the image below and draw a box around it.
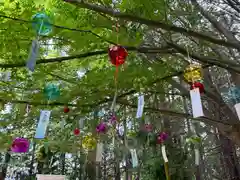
[11,138,30,153]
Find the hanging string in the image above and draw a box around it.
[37,20,44,41]
[186,44,196,89]
[114,22,120,85]
[110,2,120,112]
[109,2,120,150]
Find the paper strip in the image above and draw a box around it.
[26,40,39,72]
[136,95,144,118]
[0,72,11,82]
[234,103,240,120]
[190,88,204,118]
[4,71,11,81]
[194,149,200,165]
[25,104,31,116]
[36,174,65,180]
[130,149,138,168]
[161,145,168,162]
[96,143,103,162]
[60,119,65,130]
[35,110,51,139]
[79,118,84,129]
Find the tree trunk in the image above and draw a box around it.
[86,151,96,180]
[219,135,240,180]
[1,151,10,179]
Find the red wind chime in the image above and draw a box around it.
[108,22,128,82]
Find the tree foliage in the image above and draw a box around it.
[1,0,240,179]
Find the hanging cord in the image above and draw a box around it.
[114,20,120,85]
[37,20,43,41]
[111,0,122,86]
[110,2,120,151]
[186,44,196,89]
[110,2,120,113]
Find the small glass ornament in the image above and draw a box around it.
[43,83,60,100]
[186,135,201,145]
[74,128,80,136]
[36,146,47,162]
[157,132,168,144]
[184,64,202,83]
[227,86,240,103]
[127,130,137,138]
[108,45,128,66]
[11,138,30,153]
[109,114,117,125]
[143,124,153,132]
[98,111,104,117]
[190,82,204,94]
[82,133,97,150]
[32,12,52,36]
[64,106,70,113]
[96,122,107,133]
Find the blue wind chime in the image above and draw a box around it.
[34,83,60,139]
[26,12,52,71]
[227,86,240,120]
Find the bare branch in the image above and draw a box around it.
[63,0,240,50]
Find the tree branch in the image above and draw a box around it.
[0,46,173,68]
[0,99,76,107]
[63,0,240,50]
[0,97,232,126]
[191,0,239,44]
[0,14,114,44]
[117,99,233,126]
[168,42,240,73]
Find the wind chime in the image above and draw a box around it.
[226,83,240,120]
[95,121,107,162]
[82,133,97,151]
[184,63,204,118]
[11,138,30,153]
[93,6,129,164]
[186,135,201,180]
[126,92,144,169]
[156,132,170,180]
[26,12,52,71]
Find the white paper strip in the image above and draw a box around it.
[60,119,65,130]
[79,118,84,129]
[35,110,51,139]
[130,149,138,168]
[161,145,168,162]
[4,71,11,81]
[194,148,200,165]
[136,95,144,118]
[234,103,240,120]
[190,88,204,118]
[36,174,65,180]
[0,72,11,82]
[96,143,104,162]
